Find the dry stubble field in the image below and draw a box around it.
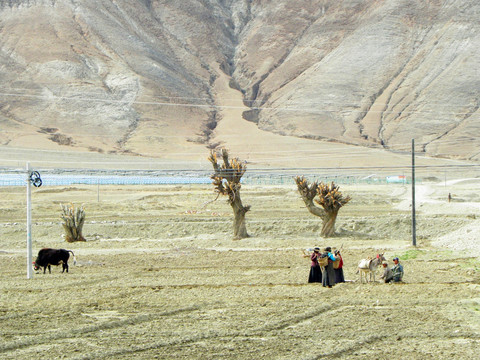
[0,182,479,359]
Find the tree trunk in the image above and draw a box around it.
[321,209,338,237]
[231,193,249,239]
[233,208,248,239]
[300,197,326,220]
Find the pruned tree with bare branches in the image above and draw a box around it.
[208,149,250,239]
[61,204,86,242]
[295,176,351,237]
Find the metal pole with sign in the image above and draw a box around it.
[26,162,33,279]
[26,164,42,279]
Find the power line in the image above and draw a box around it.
[3,85,478,109]
[0,129,478,162]
[0,156,478,171]
[0,91,478,116]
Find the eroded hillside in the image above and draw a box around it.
[0,0,478,161]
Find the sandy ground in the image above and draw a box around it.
[0,181,479,359]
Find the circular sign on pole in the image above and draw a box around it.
[29,171,42,187]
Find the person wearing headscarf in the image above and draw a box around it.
[333,249,345,283]
[322,247,337,288]
[306,247,322,283]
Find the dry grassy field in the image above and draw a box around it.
[0,181,479,359]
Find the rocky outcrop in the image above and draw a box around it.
[0,0,478,160]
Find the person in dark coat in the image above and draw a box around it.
[391,257,404,282]
[334,250,345,283]
[306,247,322,283]
[322,247,337,288]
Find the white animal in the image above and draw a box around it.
[357,253,386,283]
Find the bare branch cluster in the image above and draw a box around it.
[294,176,319,201]
[61,203,86,242]
[208,149,247,207]
[294,176,351,237]
[295,176,350,212]
[315,182,351,212]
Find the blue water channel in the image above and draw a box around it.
[0,173,212,186]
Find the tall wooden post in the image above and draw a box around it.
[411,139,416,246]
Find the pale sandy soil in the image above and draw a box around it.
[0,26,478,360]
[0,181,479,359]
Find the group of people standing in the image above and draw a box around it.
[306,247,344,288]
[306,248,404,285]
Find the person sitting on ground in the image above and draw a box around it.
[391,257,404,282]
[380,261,393,283]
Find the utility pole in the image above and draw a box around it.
[411,139,416,246]
[26,164,42,278]
[26,162,33,279]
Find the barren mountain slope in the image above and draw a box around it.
[0,0,233,157]
[233,0,480,159]
[0,0,478,165]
